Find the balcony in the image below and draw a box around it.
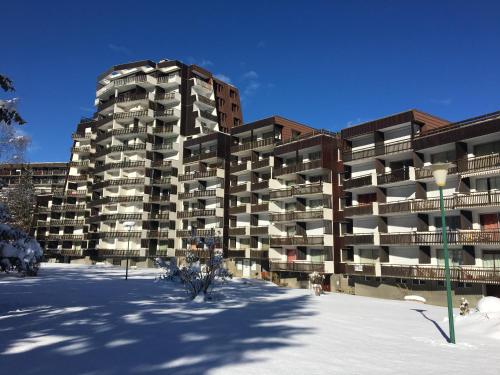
[37,234,85,241]
[458,153,500,174]
[251,158,271,170]
[270,209,324,222]
[380,264,500,284]
[147,231,171,239]
[415,164,458,180]
[229,204,249,215]
[94,178,144,190]
[270,261,325,273]
[94,231,142,239]
[50,204,86,212]
[250,226,269,235]
[177,209,216,219]
[72,132,92,140]
[454,191,500,208]
[343,174,373,190]
[176,229,216,238]
[95,144,146,157]
[98,249,142,257]
[183,150,217,164]
[152,143,176,153]
[179,170,217,182]
[270,183,324,199]
[45,219,85,226]
[192,78,213,91]
[116,93,149,107]
[196,94,216,108]
[154,108,180,121]
[71,146,91,154]
[342,233,375,245]
[157,73,181,88]
[228,227,249,236]
[151,160,173,169]
[227,249,246,258]
[270,236,324,246]
[251,180,269,191]
[273,159,322,177]
[344,263,376,276]
[251,203,269,213]
[113,109,151,123]
[230,162,249,174]
[152,123,178,135]
[148,212,171,220]
[379,230,500,246]
[96,126,147,142]
[343,139,412,163]
[376,167,412,186]
[250,250,269,259]
[199,110,218,123]
[94,161,145,173]
[154,91,181,105]
[343,203,374,218]
[95,213,142,222]
[175,249,212,258]
[178,189,217,200]
[231,137,278,154]
[229,183,249,194]
[114,74,147,88]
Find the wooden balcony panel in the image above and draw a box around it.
[250,250,269,259]
[251,203,269,213]
[228,227,248,236]
[250,226,269,235]
[378,200,411,215]
[270,236,324,246]
[343,204,373,217]
[227,249,246,258]
[344,263,376,276]
[273,159,322,177]
[342,234,374,245]
[377,168,410,186]
[270,261,324,273]
[251,180,269,191]
[343,174,372,190]
[381,265,500,284]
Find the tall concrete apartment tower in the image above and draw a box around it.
[53,59,242,264]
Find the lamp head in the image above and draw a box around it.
[429,163,454,187]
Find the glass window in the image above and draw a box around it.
[359,249,378,264]
[434,216,460,231]
[436,249,463,266]
[474,141,500,157]
[483,251,500,269]
[310,249,325,263]
[431,150,456,163]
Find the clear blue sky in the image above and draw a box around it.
[3,0,500,162]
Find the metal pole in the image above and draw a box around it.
[125,227,130,280]
[439,186,456,344]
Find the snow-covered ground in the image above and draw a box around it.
[0,263,498,375]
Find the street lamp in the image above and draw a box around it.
[123,221,135,280]
[429,162,456,344]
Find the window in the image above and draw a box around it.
[218,98,225,106]
[359,249,378,264]
[233,118,241,126]
[310,249,324,263]
[434,215,460,231]
[229,89,236,98]
[342,248,354,262]
[309,151,321,161]
[483,251,500,269]
[231,103,239,112]
[431,150,456,163]
[436,249,463,266]
[309,199,324,209]
[476,176,500,191]
[474,141,500,157]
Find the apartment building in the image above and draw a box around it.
[0,162,68,195]
[225,116,318,279]
[36,59,242,265]
[340,110,500,303]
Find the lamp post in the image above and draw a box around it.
[430,162,456,344]
[123,221,135,280]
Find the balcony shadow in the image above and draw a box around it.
[0,265,316,375]
[412,308,450,343]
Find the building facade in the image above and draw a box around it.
[341,110,500,304]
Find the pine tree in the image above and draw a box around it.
[6,166,36,233]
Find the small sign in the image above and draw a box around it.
[354,264,364,272]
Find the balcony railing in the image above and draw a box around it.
[94,161,145,173]
[157,73,181,84]
[343,139,412,162]
[342,233,374,245]
[178,189,216,200]
[98,249,142,257]
[415,164,458,180]
[175,249,212,258]
[270,236,324,246]
[250,250,269,259]
[229,183,248,194]
[95,144,146,157]
[343,174,372,189]
[378,200,411,215]
[93,178,144,189]
[183,150,217,163]
[228,227,248,236]
[270,261,325,273]
[273,159,322,177]
[154,92,178,102]
[179,170,217,182]
[229,205,248,215]
[377,167,411,186]
[196,94,216,107]
[116,93,148,104]
[344,263,376,276]
[270,210,324,222]
[37,234,85,241]
[270,183,323,199]
[251,180,269,191]
[230,163,248,174]
[379,230,500,245]
[113,110,149,121]
[380,265,500,284]
[96,126,147,141]
[251,203,269,213]
[251,158,270,169]
[250,226,269,235]
[343,203,374,217]
[177,209,216,219]
[457,153,500,174]
[231,137,278,153]
[114,74,146,87]
[199,111,218,122]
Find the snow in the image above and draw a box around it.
[0,263,499,375]
[404,295,426,303]
[477,296,500,314]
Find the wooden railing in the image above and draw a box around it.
[377,168,410,186]
[379,230,500,245]
[179,170,217,181]
[251,158,270,169]
[270,183,323,199]
[343,174,372,189]
[381,265,500,284]
[231,137,278,153]
[344,263,376,276]
[273,159,322,177]
[251,180,269,191]
[251,203,269,213]
[343,204,373,217]
[270,261,325,273]
[270,236,324,246]
[229,205,248,215]
[229,183,248,194]
[183,150,217,163]
[270,210,324,222]
[250,226,269,235]
[457,153,500,173]
[343,139,412,162]
[178,190,216,200]
[176,209,216,218]
[230,163,248,174]
[98,249,142,257]
[342,234,374,245]
[228,227,248,236]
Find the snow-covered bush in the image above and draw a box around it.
[477,296,500,315]
[309,271,324,296]
[178,249,232,300]
[154,257,180,281]
[0,204,42,276]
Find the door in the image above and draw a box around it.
[287,249,297,262]
[480,213,500,242]
[243,259,251,277]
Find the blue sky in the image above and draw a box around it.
[2,0,500,162]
